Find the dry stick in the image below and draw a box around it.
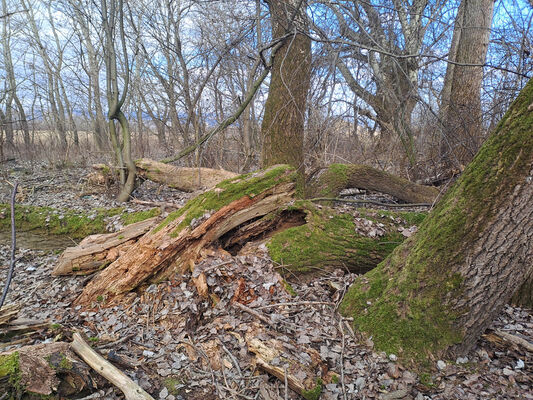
[0,181,18,309]
[338,319,348,400]
[130,198,180,209]
[309,197,432,208]
[218,336,244,379]
[256,301,335,310]
[71,332,155,400]
[233,302,275,327]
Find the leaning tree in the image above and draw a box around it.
[340,77,533,362]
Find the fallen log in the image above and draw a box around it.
[73,165,434,305]
[71,332,154,400]
[135,158,238,191]
[53,217,159,276]
[75,165,296,305]
[308,163,440,204]
[0,342,96,397]
[0,318,49,340]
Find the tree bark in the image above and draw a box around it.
[441,0,495,170]
[261,0,311,171]
[340,78,533,362]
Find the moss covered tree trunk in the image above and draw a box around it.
[261,0,311,171]
[341,79,533,362]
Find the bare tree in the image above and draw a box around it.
[101,0,135,202]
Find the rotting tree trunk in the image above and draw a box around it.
[52,217,158,276]
[340,78,533,362]
[261,0,311,171]
[307,163,440,204]
[135,158,238,191]
[75,166,297,305]
[0,342,98,397]
[70,161,439,305]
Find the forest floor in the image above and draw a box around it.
[0,160,532,400]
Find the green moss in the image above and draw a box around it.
[331,374,339,384]
[96,295,104,302]
[316,163,349,197]
[120,208,160,225]
[267,203,418,275]
[58,355,72,370]
[282,280,298,297]
[302,378,323,400]
[164,376,186,395]
[0,204,122,239]
[154,165,295,236]
[419,372,434,387]
[0,352,21,393]
[0,204,160,239]
[49,323,61,330]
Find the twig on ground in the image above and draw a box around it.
[256,301,335,310]
[218,335,244,378]
[338,319,348,400]
[492,329,533,352]
[71,332,154,400]
[233,302,275,327]
[0,181,18,309]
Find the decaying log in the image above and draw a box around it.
[71,332,154,400]
[493,330,533,353]
[75,166,296,305]
[88,163,116,186]
[0,303,20,325]
[53,217,158,276]
[246,324,327,399]
[0,342,95,397]
[308,163,440,204]
[0,318,49,340]
[135,158,237,191]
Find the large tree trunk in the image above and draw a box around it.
[340,78,533,362]
[261,0,311,171]
[440,0,495,170]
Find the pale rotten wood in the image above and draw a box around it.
[53,217,158,276]
[0,303,20,325]
[71,332,154,400]
[246,326,326,397]
[493,330,533,353]
[135,158,237,192]
[75,179,295,305]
